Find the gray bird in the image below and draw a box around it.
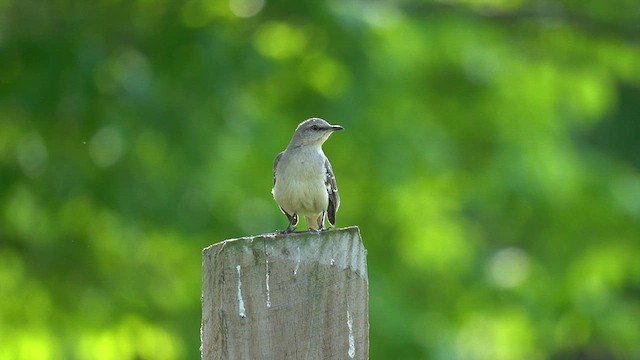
[272,118,343,232]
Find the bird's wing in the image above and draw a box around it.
[273,151,298,225]
[324,157,340,226]
[273,151,283,186]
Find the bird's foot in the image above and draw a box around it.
[278,225,296,234]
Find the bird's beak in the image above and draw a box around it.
[330,125,343,131]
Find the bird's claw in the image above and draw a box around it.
[277,225,296,234]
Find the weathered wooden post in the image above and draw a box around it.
[201,226,368,359]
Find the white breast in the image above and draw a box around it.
[273,147,328,217]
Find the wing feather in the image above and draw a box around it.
[273,151,298,225]
[324,158,340,226]
[273,151,283,186]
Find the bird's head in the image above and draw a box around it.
[291,118,343,147]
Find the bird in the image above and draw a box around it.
[272,118,342,232]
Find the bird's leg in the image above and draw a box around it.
[319,211,328,231]
[280,213,297,233]
[308,212,327,232]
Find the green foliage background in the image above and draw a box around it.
[2,0,640,358]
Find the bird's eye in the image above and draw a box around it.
[311,125,320,131]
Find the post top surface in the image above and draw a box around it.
[202,225,366,278]
[203,226,361,253]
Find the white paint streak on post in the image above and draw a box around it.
[347,305,355,359]
[236,265,246,318]
[265,258,271,308]
[201,226,368,360]
[293,246,301,276]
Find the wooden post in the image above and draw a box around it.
[201,226,368,359]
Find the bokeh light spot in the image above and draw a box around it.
[17,132,48,178]
[457,312,536,360]
[488,247,530,288]
[612,174,640,218]
[300,56,350,97]
[253,22,307,60]
[363,3,403,28]
[229,0,264,18]
[89,126,125,168]
[93,49,151,97]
